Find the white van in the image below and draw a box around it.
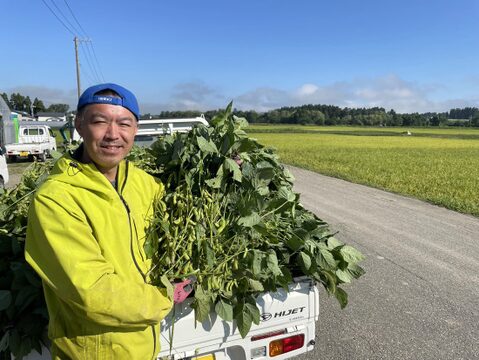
[0,147,10,187]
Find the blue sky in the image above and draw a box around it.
[2,0,478,114]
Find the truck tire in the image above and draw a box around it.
[7,155,16,163]
[0,177,4,188]
[38,153,46,162]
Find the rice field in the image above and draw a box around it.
[247,126,479,217]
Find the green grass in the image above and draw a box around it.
[248,124,479,139]
[248,129,479,217]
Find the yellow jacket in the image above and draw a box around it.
[25,150,172,360]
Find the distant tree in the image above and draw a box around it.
[24,96,32,115]
[429,115,441,126]
[33,98,46,114]
[46,104,69,113]
[9,93,26,111]
[314,111,326,125]
[471,113,479,127]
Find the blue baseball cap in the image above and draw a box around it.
[77,83,140,120]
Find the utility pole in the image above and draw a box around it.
[74,36,81,100]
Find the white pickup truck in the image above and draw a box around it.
[5,124,57,162]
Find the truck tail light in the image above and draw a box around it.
[269,334,305,357]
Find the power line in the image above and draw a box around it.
[40,0,75,35]
[40,0,106,94]
[79,41,101,83]
[63,0,88,37]
[88,42,105,82]
[62,0,105,82]
[49,0,81,35]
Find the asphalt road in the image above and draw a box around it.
[287,166,479,360]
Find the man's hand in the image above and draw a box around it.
[173,276,195,304]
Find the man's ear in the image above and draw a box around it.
[74,115,83,136]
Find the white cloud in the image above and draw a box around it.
[4,75,478,114]
[295,84,319,97]
[234,74,479,113]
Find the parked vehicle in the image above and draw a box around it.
[135,116,209,147]
[5,125,57,162]
[0,147,9,187]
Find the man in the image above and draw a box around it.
[25,83,182,359]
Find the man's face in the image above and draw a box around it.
[75,103,138,178]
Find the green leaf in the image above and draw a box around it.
[252,250,263,276]
[235,307,252,338]
[318,245,337,268]
[256,185,269,196]
[248,279,264,292]
[238,212,261,228]
[245,301,261,325]
[327,236,343,249]
[143,234,157,259]
[298,251,312,272]
[277,187,296,202]
[234,298,259,338]
[266,251,282,276]
[286,234,304,251]
[193,285,212,322]
[336,268,353,283]
[196,136,218,154]
[0,290,12,311]
[160,275,174,300]
[340,245,365,264]
[317,270,337,295]
[215,299,233,321]
[334,287,348,309]
[224,158,242,182]
[347,264,366,279]
[204,242,215,267]
[205,176,222,188]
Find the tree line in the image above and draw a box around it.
[2,90,478,127]
[1,92,69,115]
[146,104,479,127]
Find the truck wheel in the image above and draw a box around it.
[0,177,4,188]
[7,155,16,163]
[38,153,46,162]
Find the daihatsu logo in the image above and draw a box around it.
[260,313,272,321]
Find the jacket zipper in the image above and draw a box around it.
[118,163,157,359]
